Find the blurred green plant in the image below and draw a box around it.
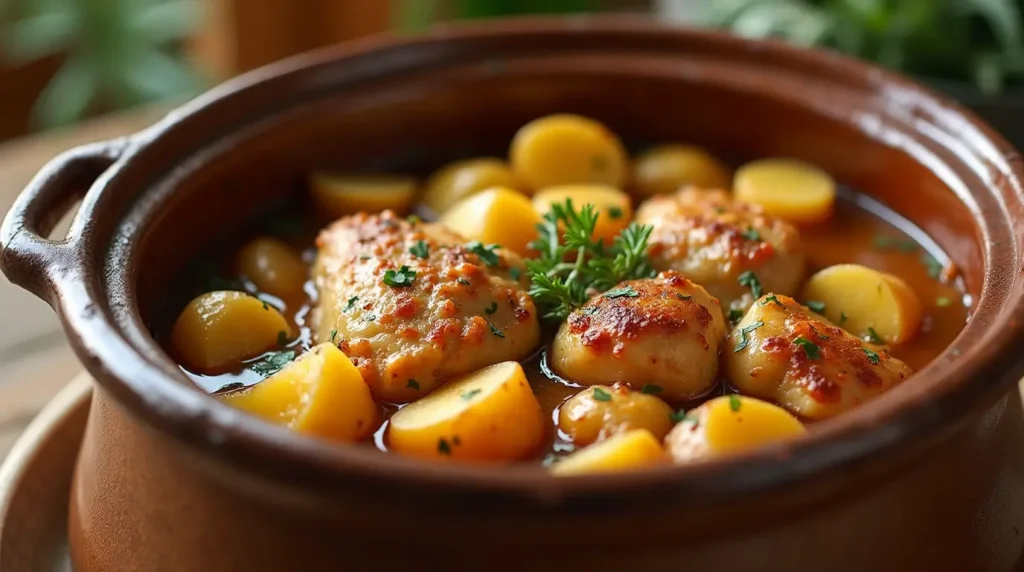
[394,0,600,31]
[2,0,202,128]
[700,0,1024,94]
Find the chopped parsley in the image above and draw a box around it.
[457,277,471,286]
[872,234,917,253]
[605,286,639,299]
[329,329,338,343]
[733,320,765,352]
[863,348,881,364]
[467,241,501,267]
[406,379,420,390]
[249,351,296,377]
[261,301,269,311]
[806,300,826,313]
[461,389,482,400]
[676,293,693,301]
[407,214,421,224]
[359,255,371,261]
[438,438,452,455]
[936,296,952,307]
[383,266,417,287]
[277,331,289,347]
[866,327,884,344]
[365,314,377,322]
[738,270,763,299]
[487,321,505,338]
[670,410,698,424]
[640,384,663,395]
[728,308,744,324]
[741,227,761,241]
[484,302,498,315]
[608,206,624,220]
[509,267,521,280]
[839,312,849,325]
[793,337,821,360]
[215,381,245,393]
[922,254,944,279]
[409,240,429,259]
[592,387,612,402]
[729,394,742,412]
[345,296,359,312]
[761,295,784,308]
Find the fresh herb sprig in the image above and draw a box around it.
[525,200,656,320]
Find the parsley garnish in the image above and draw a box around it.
[793,337,821,360]
[457,277,471,286]
[461,389,482,400]
[738,270,763,299]
[922,254,944,279]
[359,255,371,261]
[526,199,655,320]
[383,266,416,287]
[277,331,288,347]
[250,351,296,377]
[670,410,698,424]
[605,286,639,299]
[761,295,784,308]
[487,321,505,338]
[215,381,245,393]
[733,320,765,352]
[407,214,421,224]
[741,227,761,241]
[866,327,884,344]
[640,384,663,395]
[364,314,376,322]
[484,302,498,315]
[863,348,880,364]
[467,241,501,267]
[329,329,338,343]
[345,296,359,312]
[608,206,623,220]
[729,394,742,411]
[409,240,429,259]
[509,267,521,280]
[407,379,420,390]
[872,234,917,253]
[676,293,693,301]
[592,387,612,402]
[840,312,849,325]
[261,301,269,311]
[936,297,952,307]
[806,300,826,313]
[438,438,452,455]
[728,308,744,324]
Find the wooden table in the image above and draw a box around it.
[0,105,171,461]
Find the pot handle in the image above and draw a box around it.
[0,138,127,303]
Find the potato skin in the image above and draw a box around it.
[235,237,308,299]
[510,114,628,190]
[631,144,732,197]
[171,291,290,372]
[550,271,726,401]
[557,384,674,446]
[723,294,913,420]
[636,187,805,311]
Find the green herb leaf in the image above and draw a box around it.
[676,293,693,301]
[866,327,884,344]
[806,300,826,313]
[936,296,952,307]
[383,265,417,287]
[407,214,421,224]
[215,381,245,394]
[793,337,821,360]
[733,320,765,352]
[741,227,761,241]
[484,301,498,315]
[605,286,640,299]
[669,410,698,424]
[329,329,338,343]
[250,351,296,377]
[608,206,624,220]
[407,379,420,390]
[729,394,742,412]
[461,389,482,400]
[487,321,505,338]
[840,312,848,325]
[345,296,359,312]
[872,234,917,253]
[409,240,430,259]
[509,267,521,280]
[640,384,663,395]
[761,294,785,308]
[277,331,289,347]
[738,270,763,299]
[922,254,944,279]
[592,387,612,402]
[863,348,881,364]
[467,241,501,267]
[728,308,745,324]
[438,438,452,455]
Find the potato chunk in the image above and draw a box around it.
[439,187,539,256]
[550,272,726,401]
[631,144,731,197]
[235,237,308,299]
[510,114,628,191]
[309,173,417,217]
[422,158,517,214]
[558,384,674,446]
[171,291,290,372]
[802,264,923,344]
[220,343,379,442]
[551,429,667,476]
[387,361,544,462]
[533,185,632,246]
[723,294,913,420]
[734,158,836,224]
[665,395,806,464]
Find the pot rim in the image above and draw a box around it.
[13,15,1024,505]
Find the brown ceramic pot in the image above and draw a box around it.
[3,17,1024,572]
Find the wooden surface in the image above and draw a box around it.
[0,105,171,462]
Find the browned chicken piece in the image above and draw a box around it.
[724,294,913,420]
[635,187,805,311]
[549,271,726,401]
[312,210,540,402]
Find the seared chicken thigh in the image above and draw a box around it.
[313,211,539,402]
[550,271,726,401]
[636,187,805,311]
[724,294,912,419]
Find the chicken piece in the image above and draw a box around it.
[550,271,726,401]
[313,211,540,402]
[635,187,805,311]
[723,294,913,420]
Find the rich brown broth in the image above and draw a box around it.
[166,187,967,463]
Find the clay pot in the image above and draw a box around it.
[3,16,1024,572]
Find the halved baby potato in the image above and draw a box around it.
[220,343,379,442]
[533,185,632,246]
[171,291,290,372]
[557,385,674,447]
[631,144,732,197]
[802,264,923,344]
[387,361,545,463]
[235,237,308,299]
[664,395,806,464]
[438,186,539,256]
[422,157,517,214]
[309,173,417,217]
[510,114,628,191]
[551,429,667,476]
[734,158,836,224]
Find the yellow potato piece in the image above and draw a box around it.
[221,343,379,442]
[734,158,836,224]
[802,264,923,344]
[557,385,674,446]
[422,157,517,214]
[309,173,417,217]
[438,186,539,256]
[235,237,309,299]
[510,114,628,191]
[631,144,732,197]
[171,291,290,372]
[387,361,544,462]
[533,185,632,246]
[551,429,667,476]
[665,396,806,463]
